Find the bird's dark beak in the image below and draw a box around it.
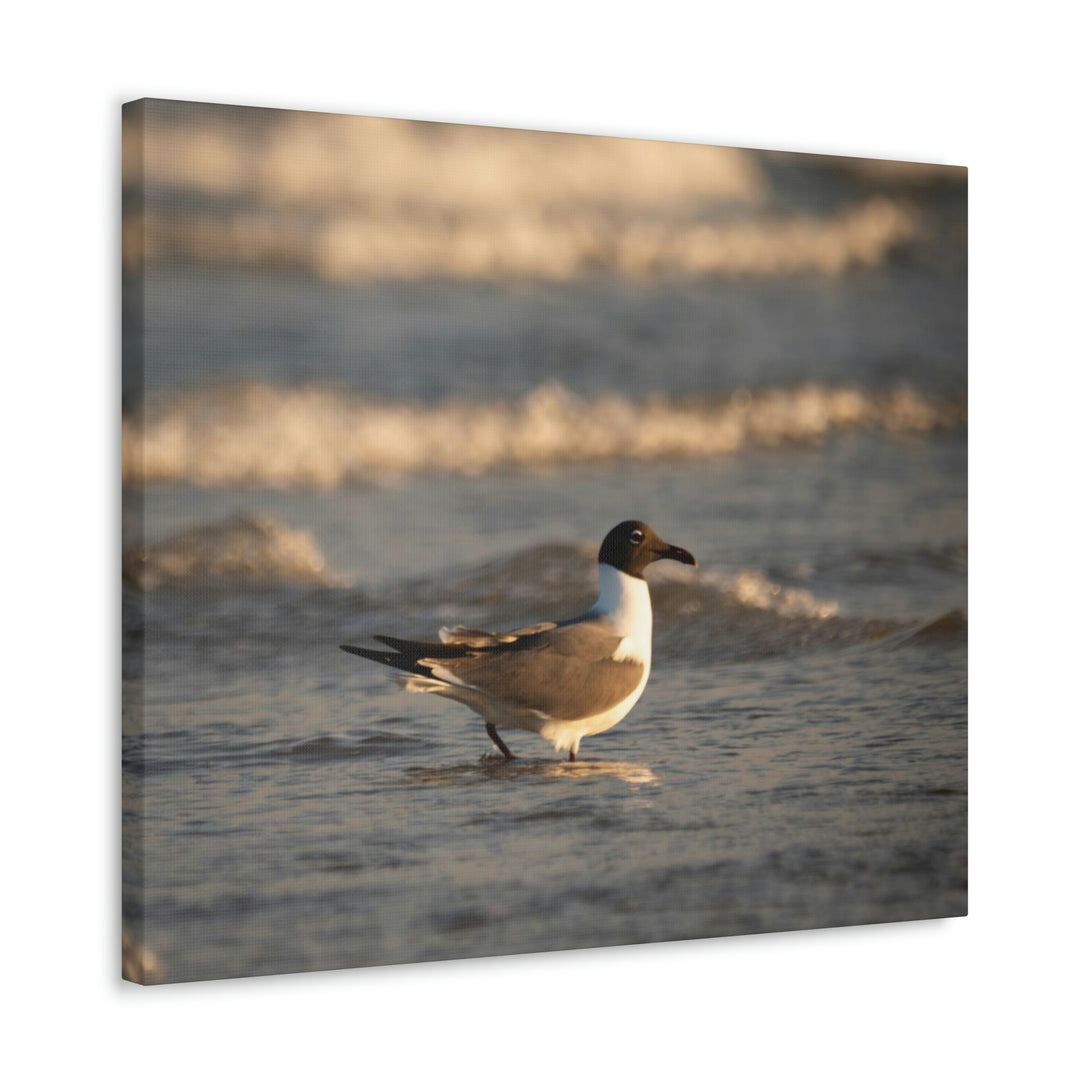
[658,543,697,567]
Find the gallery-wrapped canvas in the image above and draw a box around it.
[122,99,966,984]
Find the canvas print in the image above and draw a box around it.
[121,100,967,984]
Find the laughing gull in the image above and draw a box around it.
[340,521,696,761]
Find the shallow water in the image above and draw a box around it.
[125,597,964,981]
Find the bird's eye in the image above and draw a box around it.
[629,530,644,545]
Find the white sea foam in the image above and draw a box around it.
[647,560,841,621]
[122,381,965,489]
[724,569,840,619]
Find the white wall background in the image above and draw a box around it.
[4,2,1075,1075]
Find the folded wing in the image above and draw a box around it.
[341,621,644,721]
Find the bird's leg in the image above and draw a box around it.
[485,723,515,760]
[568,749,577,763]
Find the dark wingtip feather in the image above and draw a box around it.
[339,643,423,673]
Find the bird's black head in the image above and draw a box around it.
[597,520,697,579]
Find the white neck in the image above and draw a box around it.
[589,563,653,641]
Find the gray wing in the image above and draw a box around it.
[433,621,644,721]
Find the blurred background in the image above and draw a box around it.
[122,100,966,983]
[122,100,965,497]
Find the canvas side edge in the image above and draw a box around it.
[120,99,154,985]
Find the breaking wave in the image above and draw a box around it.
[123,106,954,282]
[123,381,965,489]
[126,518,963,664]
[135,198,921,283]
[123,513,336,590]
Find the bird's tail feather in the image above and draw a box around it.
[339,637,472,678]
[339,643,420,673]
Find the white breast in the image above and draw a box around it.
[588,563,653,667]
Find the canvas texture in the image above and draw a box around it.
[121,99,967,984]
